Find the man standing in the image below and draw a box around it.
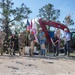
[28,31,35,56]
[0,29,6,55]
[19,31,26,56]
[64,28,71,56]
[10,32,18,55]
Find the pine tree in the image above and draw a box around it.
[0,0,32,53]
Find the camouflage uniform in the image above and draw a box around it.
[29,41,34,56]
[19,32,26,56]
[10,34,19,55]
[7,35,14,55]
[3,34,11,54]
[0,31,5,55]
[29,32,35,56]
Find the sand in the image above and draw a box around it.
[0,54,75,75]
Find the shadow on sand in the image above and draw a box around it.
[0,53,75,61]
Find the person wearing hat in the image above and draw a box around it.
[19,30,26,56]
[38,28,46,55]
[63,28,71,56]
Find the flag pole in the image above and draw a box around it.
[26,19,28,46]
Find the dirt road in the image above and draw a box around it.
[0,54,75,75]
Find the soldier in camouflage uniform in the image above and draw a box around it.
[7,35,13,55]
[3,33,10,54]
[10,32,19,55]
[19,31,26,56]
[0,30,6,55]
[29,31,35,56]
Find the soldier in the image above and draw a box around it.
[0,29,6,55]
[19,31,26,56]
[10,32,19,55]
[3,33,10,54]
[7,35,13,55]
[29,31,35,56]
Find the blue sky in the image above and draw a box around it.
[13,0,75,23]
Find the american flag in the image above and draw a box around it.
[26,19,30,31]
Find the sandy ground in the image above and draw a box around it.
[0,54,75,75]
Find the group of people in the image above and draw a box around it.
[51,28,71,56]
[0,29,36,56]
[0,27,71,57]
[38,27,71,57]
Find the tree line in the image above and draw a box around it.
[0,0,74,38]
